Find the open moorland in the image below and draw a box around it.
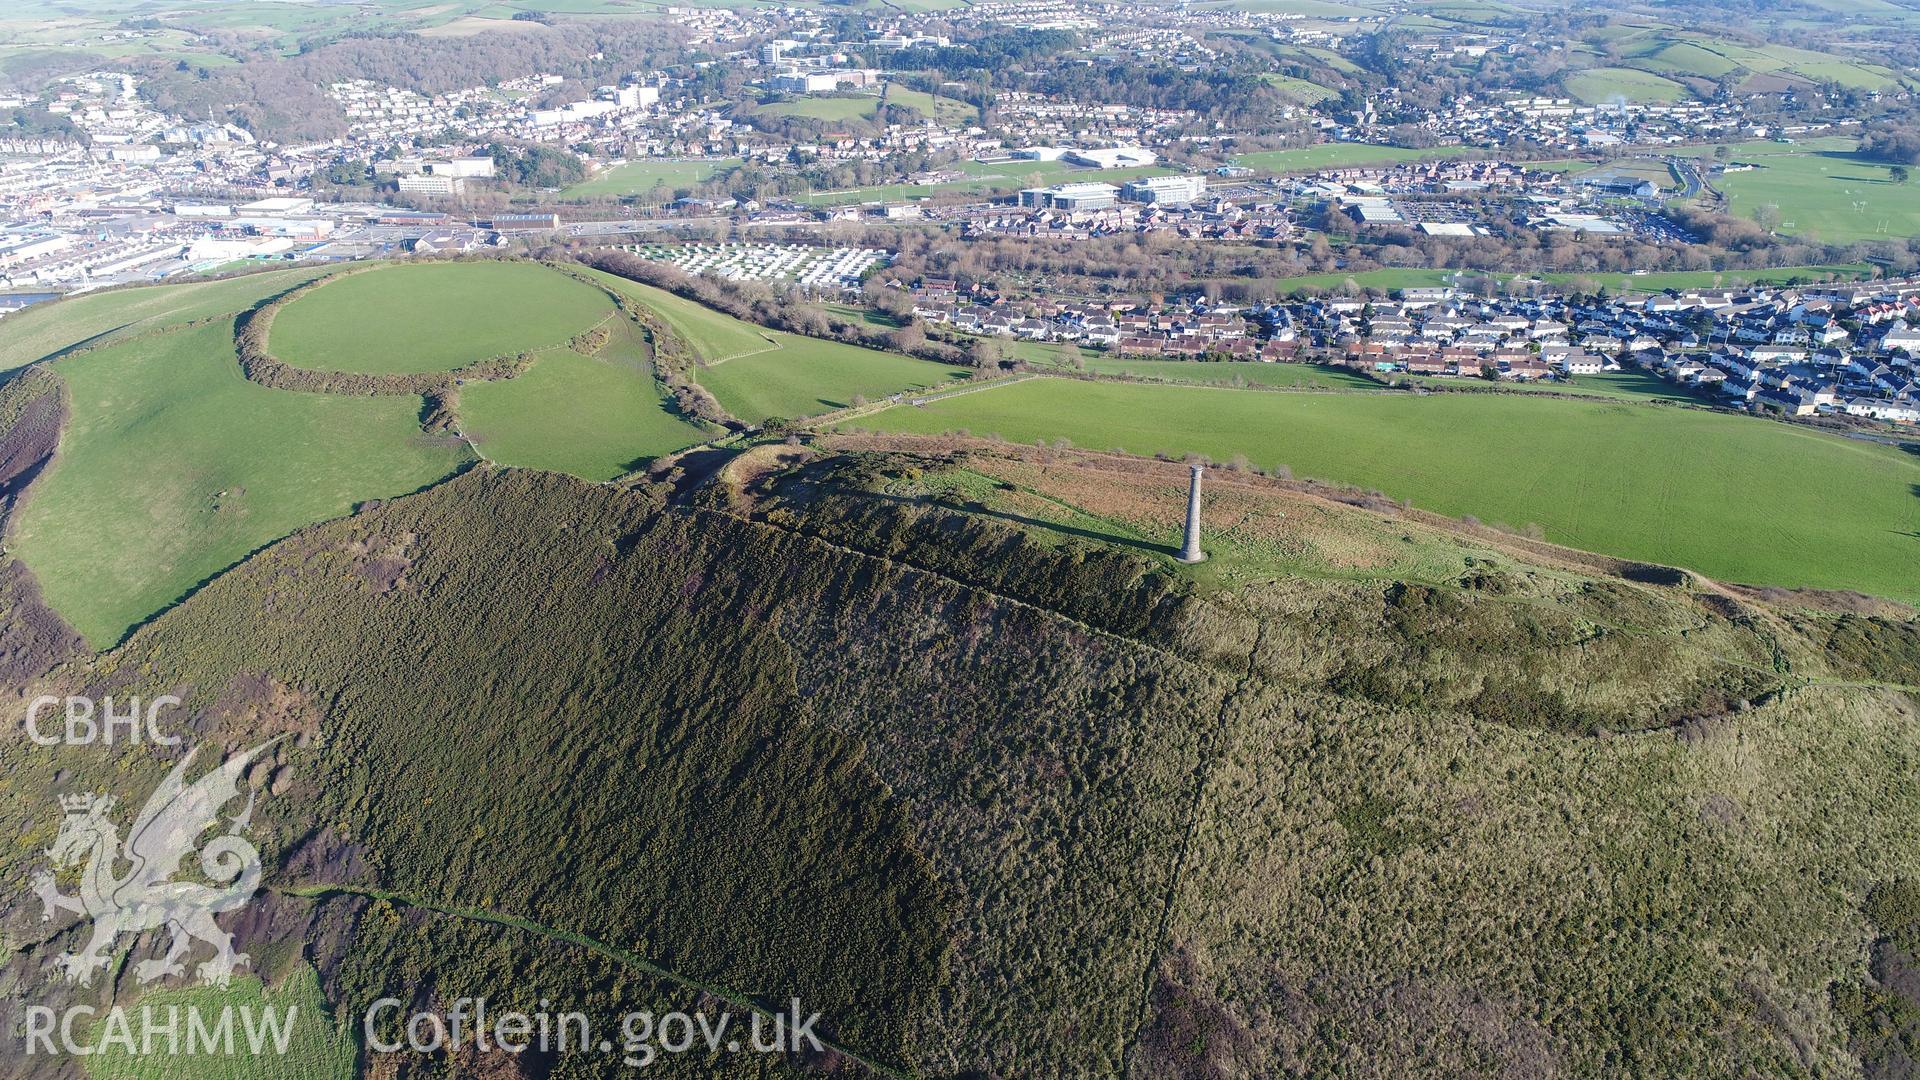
[846,376,1920,601]
[4,451,1918,1078]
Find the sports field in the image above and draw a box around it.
[1712,144,1920,243]
[269,262,615,374]
[695,333,968,422]
[458,341,709,481]
[12,321,470,646]
[754,87,973,125]
[848,377,1920,600]
[559,157,741,200]
[798,160,1173,206]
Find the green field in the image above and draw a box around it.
[752,86,972,126]
[1564,66,1692,103]
[558,157,740,200]
[1609,26,1917,90]
[269,262,614,374]
[1232,143,1472,175]
[458,343,709,481]
[11,321,470,646]
[1704,141,1920,243]
[849,377,1920,600]
[576,267,775,362]
[1402,370,1702,403]
[696,333,968,422]
[1260,73,1340,103]
[1076,356,1384,390]
[85,967,352,1080]
[0,265,333,373]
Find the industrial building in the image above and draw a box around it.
[1018,182,1121,211]
[1121,174,1208,205]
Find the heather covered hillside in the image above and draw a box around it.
[1,449,1916,1077]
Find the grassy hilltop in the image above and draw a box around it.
[850,376,1920,603]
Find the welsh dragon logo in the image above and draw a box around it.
[32,739,282,988]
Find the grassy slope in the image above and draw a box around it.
[1075,356,1384,390]
[1403,370,1703,403]
[573,266,968,422]
[0,266,334,374]
[10,321,469,646]
[695,332,968,422]
[575,266,774,362]
[849,377,1920,600]
[1565,65,1691,103]
[458,342,709,481]
[269,262,614,374]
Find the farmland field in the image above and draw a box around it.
[695,332,968,422]
[0,265,333,373]
[1564,66,1691,103]
[1075,356,1384,390]
[1260,73,1340,103]
[11,321,470,646]
[269,261,614,374]
[558,156,740,199]
[849,377,1920,600]
[458,340,710,481]
[576,266,775,361]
